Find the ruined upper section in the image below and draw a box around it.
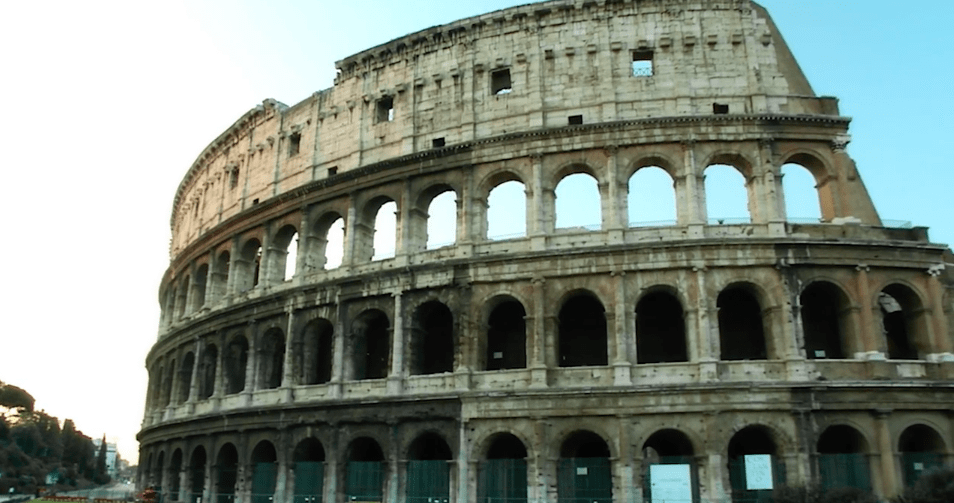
[169,0,831,257]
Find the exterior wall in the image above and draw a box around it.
[141,1,954,502]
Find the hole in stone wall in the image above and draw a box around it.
[432,137,446,148]
[632,50,654,77]
[328,166,338,177]
[713,103,729,114]
[568,114,583,125]
[491,68,512,95]
[288,132,301,157]
[376,96,394,123]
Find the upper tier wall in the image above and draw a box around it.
[169,0,823,258]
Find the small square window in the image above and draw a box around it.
[376,96,394,123]
[568,115,583,125]
[713,103,729,114]
[229,169,239,189]
[328,166,338,177]
[491,68,512,95]
[288,132,301,157]
[632,50,654,77]
[432,137,446,148]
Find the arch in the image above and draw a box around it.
[781,151,834,221]
[478,433,528,503]
[250,441,278,503]
[636,289,688,363]
[781,162,823,222]
[554,171,602,231]
[169,449,183,500]
[357,197,396,261]
[628,166,677,227]
[163,358,176,408]
[349,310,390,380]
[259,327,285,389]
[558,431,612,503]
[705,163,752,224]
[558,291,607,367]
[642,429,697,503]
[269,224,299,283]
[191,264,208,311]
[409,300,455,375]
[484,296,527,371]
[210,250,230,303]
[155,450,165,491]
[487,179,527,240]
[345,437,385,502]
[880,283,929,360]
[235,238,263,292]
[406,432,452,503]
[309,211,345,271]
[898,424,946,487]
[293,438,325,503]
[816,425,872,491]
[224,335,249,394]
[214,443,238,503]
[199,344,217,400]
[412,184,459,251]
[800,281,852,359]
[298,318,334,385]
[188,446,207,502]
[718,284,768,361]
[178,352,195,404]
[727,426,783,502]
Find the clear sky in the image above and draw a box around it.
[1,0,951,463]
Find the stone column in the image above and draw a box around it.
[530,277,548,388]
[457,166,475,256]
[342,194,358,267]
[329,292,345,398]
[244,322,257,398]
[188,338,203,404]
[529,154,549,250]
[616,416,634,503]
[612,271,632,385]
[281,307,296,402]
[855,265,883,359]
[873,409,899,498]
[681,141,705,236]
[604,145,624,242]
[212,331,226,403]
[927,267,952,358]
[395,180,412,266]
[457,419,470,503]
[387,292,405,394]
[226,238,240,296]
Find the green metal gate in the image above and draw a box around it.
[477,459,527,503]
[818,454,871,491]
[294,461,324,503]
[346,461,384,502]
[406,460,450,503]
[216,467,237,503]
[728,456,785,503]
[252,463,277,503]
[558,458,612,503]
[901,452,943,488]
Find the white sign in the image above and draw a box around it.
[650,464,692,503]
[576,467,588,475]
[744,454,773,490]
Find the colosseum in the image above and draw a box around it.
[138,1,954,502]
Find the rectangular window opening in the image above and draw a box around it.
[288,132,301,157]
[632,50,654,77]
[491,68,512,95]
[229,170,239,189]
[252,198,259,205]
[432,137,446,148]
[376,96,394,123]
[568,115,583,125]
[713,103,730,114]
[328,166,338,177]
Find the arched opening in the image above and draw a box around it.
[478,433,527,503]
[211,251,230,302]
[214,444,238,503]
[176,277,190,319]
[169,449,183,501]
[899,424,946,488]
[816,425,871,491]
[705,164,751,224]
[308,213,345,271]
[718,285,768,361]
[259,328,285,389]
[372,200,397,261]
[636,291,688,363]
[781,163,823,222]
[199,344,217,400]
[152,365,165,410]
[485,298,527,370]
[555,172,601,231]
[188,447,206,503]
[349,310,390,380]
[881,284,928,360]
[426,189,458,250]
[163,286,176,326]
[164,358,176,407]
[487,180,527,240]
[235,239,263,292]
[154,451,165,493]
[346,437,385,502]
[409,301,455,375]
[558,431,612,503]
[727,426,783,503]
[628,166,677,227]
[178,352,195,404]
[407,433,452,503]
[299,319,333,385]
[224,335,248,394]
[293,438,325,503]
[268,225,298,283]
[191,264,208,311]
[800,282,851,360]
[250,441,278,503]
[558,292,607,367]
[643,429,696,503]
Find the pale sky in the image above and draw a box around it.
[1,1,951,463]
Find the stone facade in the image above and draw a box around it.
[139,1,954,502]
